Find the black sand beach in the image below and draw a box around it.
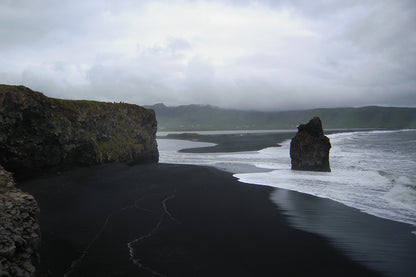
[19,162,381,276]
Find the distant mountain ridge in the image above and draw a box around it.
[146,103,416,130]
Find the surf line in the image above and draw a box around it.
[127,194,178,276]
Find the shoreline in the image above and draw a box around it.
[157,128,413,154]
[18,163,381,276]
[156,128,397,153]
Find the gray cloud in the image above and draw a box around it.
[1,0,415,111]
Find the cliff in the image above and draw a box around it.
[0,165,40,276]
[0,85,159,178]
[290,117,331,172]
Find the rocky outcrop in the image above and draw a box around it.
[0,85,159,178]
[290,117,331,172]
[0,165,40,276]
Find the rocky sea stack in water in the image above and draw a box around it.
[290,117,331,172]
[0,85,159,178]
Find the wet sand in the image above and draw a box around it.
[271,189,416,276]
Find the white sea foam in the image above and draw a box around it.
[236,130,416,227]
[383,176,416,211]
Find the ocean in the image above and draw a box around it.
[158,129,416,231]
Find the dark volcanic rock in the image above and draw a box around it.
[290,117,331,172]
[0,165,40,276]
[0,85,159,178]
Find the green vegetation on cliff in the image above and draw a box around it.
[148,103,416,130]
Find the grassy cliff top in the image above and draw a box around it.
[0,84,150,113]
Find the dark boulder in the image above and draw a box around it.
[290,117,331,172]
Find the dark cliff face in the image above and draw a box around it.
[290,117,331,172]
[0,165,40,276]
[0,85,159,178]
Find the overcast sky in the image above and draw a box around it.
[1,0,415,110]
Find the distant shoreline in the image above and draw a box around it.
[156,128,390,154]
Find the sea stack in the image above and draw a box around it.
[0,85,159,178]
[290,117,331,172]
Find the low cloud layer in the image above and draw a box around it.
[1,0,415,110]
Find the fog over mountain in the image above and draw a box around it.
[1,0,415,110]
[148,104,416,130]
